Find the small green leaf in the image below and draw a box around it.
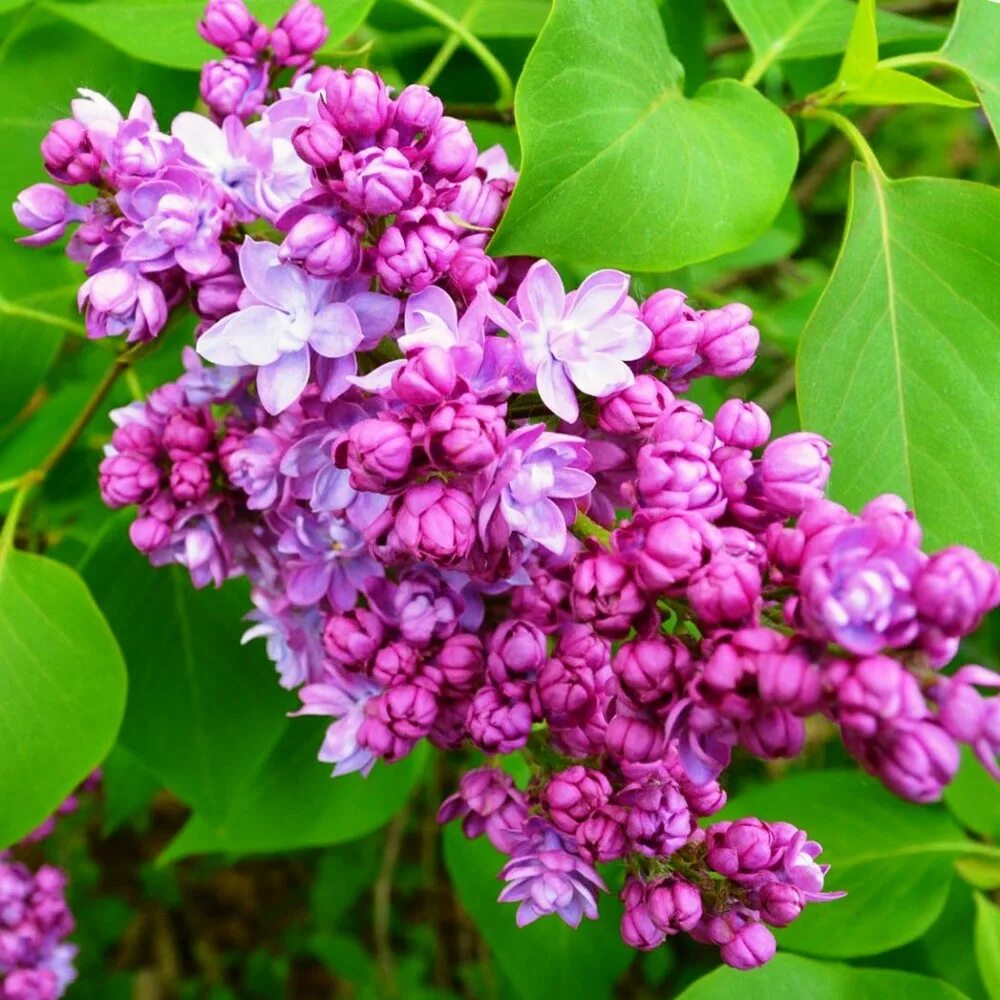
[489,0,798,270]
[0,548,126,847]
[719,770,968,957]
[956,855,1000,892]
[80,515,292,820]
[974,895,1000,1000]
[838,67,978,108]
[838,0,878,89]
[158,724,428,858]
[941,0,1000,142]
[946,747,1000,840]
[44,0,374,70]
[443,824,632,1000]
[797,166,1000,560]
[678,952,969,1000]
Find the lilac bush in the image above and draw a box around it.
[11,0,1000,979]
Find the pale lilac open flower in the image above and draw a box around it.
[498,818,606,928]
[487,260,652,422]
[477,423,595,554]
[196,238,367,413]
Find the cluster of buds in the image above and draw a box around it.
[12,0,1000,974]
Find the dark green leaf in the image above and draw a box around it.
[80,514,291,820]
[0,548,126,846]
[678,952,968,1000]
[719,769,968,957]
[158,722,428,858]
[797,166,1000,560]
[101,743,160,834]
[442,824,632,1000]
[489,0,798,270]
[946,747,1000,840]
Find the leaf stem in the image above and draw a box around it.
[571,511,612,548]
[398,0,514,110]
[801,108,886,177]
[0,294,87,336]
[419,0,480,89]
[878,51,950,71]
[0,472,40,564]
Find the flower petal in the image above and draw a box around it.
[256,348,311,414]
[566,357,634,398]
[519,259,565,325]
[310,302,363,358]
[536,361,579,422]
[588,314,653,359]
[567,269,630,326]
[197,305,287,367]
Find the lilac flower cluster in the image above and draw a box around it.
[0,858,76,1000]
[13,0,1000,973]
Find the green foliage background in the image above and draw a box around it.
[0,0,997,996]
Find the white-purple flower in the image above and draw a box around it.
[487,260,653,422]
[196,238,389,413]
[477,423,595,554]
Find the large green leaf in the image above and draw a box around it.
[489,0,798,270]
[719,770,969,957]
[797,167,1000,560]
[946,747,1000,841]
[44,0,374,71]
[974,895,1000,1000]
[941,0,1000,142]
[159,723,428,858]
[80,515,291,820]
[0,547,126,846]
[443,824,633,1000]
[678,953,968,1000]
[723,0,944,73]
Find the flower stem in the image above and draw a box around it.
[800,108,886,178]
[419,0,480,89]
[571,511,612,548]
[399,0,514,110]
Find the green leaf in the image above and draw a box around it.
[839,66,978,108]
[797,166,1000,561]
[974,895,1000,1000]
[838,0,877,89]
[0,548,126,847]
[158,723,428,858]
[946,747,1000,840]
[489,0,798,270]
[719,769,968,957]
[44,0,374,70]
[442,824,632,1000]
[956,856,1000,892]
[101,744,160,834]
[79,514,291,820]
[723,0,944,75]
[941,0,1000,142]
[678,952,969,1000]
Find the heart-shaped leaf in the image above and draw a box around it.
[941,0,1000,142]
[797,166,1000,560]
[0,547,126,846]
[489,0,798,270]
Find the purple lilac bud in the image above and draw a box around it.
[647,876,703,933]
[78,266,168,341]
[200,58,269,121]
[542,766,612,834]
[279,214,360,278]
[41,119,100,185]
[649,401,717,450]
[613,636,691,707]
[755,882,804,927]
[322,609,384,670]
[357,683,437,762]
[759,433,832,517]
[427,117,478,181]
[467,682,533,754]
[606,704,666,764]
[536,657,598,729]
[370,641,419,688]
[322,68,391,139]
[499,818,606,928]
[687,554,761,627]
[198,0,268,58]
[932,666,1000,779]
[342,147,422,216]
[571,551,646,638]
[620,876,667,951]
[575,804,628,862]
[714,399,771,449]
[692,303,758,380]
[426,400,505,472]
[291,120,344,168]
[597,375,674,436]
[705,819,777,877]
[375,208,459,293]
[393,85,444,145]
[98,453,160,507]
[391,482,476,567]
[740,707,805,759]
[437,767,528,852]
[392,347,458,405]
[435,634,485,693]
[13,184,84,246]
[487,620,547,684]
[169,456,211,502]
[915,546,1000,637]
[640,289,702,378]
[271,0,329,68]
[615,510,720,595]
[636,439,726,519]
[336,417,413,492]
[720,920,777,970]
[617,777,693,856]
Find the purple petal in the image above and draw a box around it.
[536,361,579,422]
[197,306,286,367]
[349,291,400,343]
[257,348,311,414]
[310,302,363,358]
[566,357,634,398]
[519,260,565,325]
[566,269,630,326]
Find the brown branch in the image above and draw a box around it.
[444,102,514,124]
[373,806,410,998]
[755,366,797,413]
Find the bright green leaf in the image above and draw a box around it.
[489,0,798,270]
[974,895,1000,1000]
[840,66,978,108]
[957,855,1000,892]
[719,770,968,956]
[0,548,126,847]
[941,0,1000,142]
[838,0,877,89]
[946,747,1000,840]
[159,723,428,858]
[44,0,374,70]
[724,0,944,78]
[678,952,969,1000]
[797,166,1000,560]
[79,515,292,820]
[443,824,632,1000]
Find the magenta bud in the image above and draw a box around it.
[279,214,360,277]
[342,146,421,216]
[487,619,547,684]
[322,68,391,139]
[198,0,269,58]
[756,882,804,928]
[435,634,485,693]
[714,399,771,449]
[393,84,444,142]
[542,766,612,834]
[720,921,776,969]
[169,456,211,502]
[323,608,383,668]
[129,515,170,553]
[271,0,329,68]
[99,453,160,507]
[427,116,478,180]
[640,289,702,373]
[694,303,759,379]
[337,417,413,492]
[13,183,80,246]
[199,58,268,121]
[392,346,458,405]
[391,481,476,567]
[291,120,344,168]
[41,119,100,185]
[597,374,674,435]
[759,432,831,516]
